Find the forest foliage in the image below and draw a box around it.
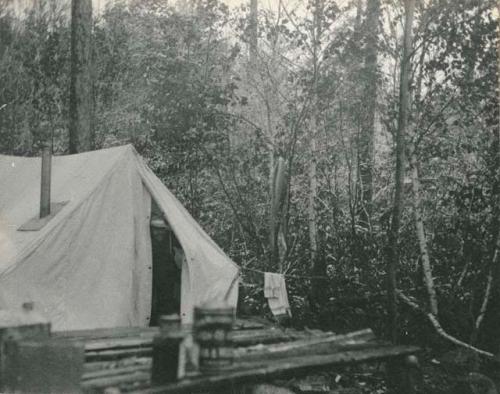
[0,0,498,360]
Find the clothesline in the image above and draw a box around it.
[240,266,330,281]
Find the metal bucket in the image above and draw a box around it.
[194,305,235,373]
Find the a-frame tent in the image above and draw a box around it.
[0,145,239,331]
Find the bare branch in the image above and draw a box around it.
[398,291,495,359]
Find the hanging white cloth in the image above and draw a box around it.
[264,272,291,317]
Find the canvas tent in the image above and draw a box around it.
[0,145,239,331]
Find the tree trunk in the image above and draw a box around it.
[270,157,287,272]
[386,0,415,343]
[493,9,500,290]
[309,126,318,270]
[358,0,380,226]
[269,151,276,262]
[309,0,323,273]
[69,0,94,153]
[309,0,326,308]
[410,154,438,316]
[471,69,500,343]
[249,0,258,58]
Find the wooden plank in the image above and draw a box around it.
[80,327,294,351]
[236,329,373,354]
[59,322,302,352]
[55,327,159,341]
[84,337,154,352]
[86,348,151,361]
[239,340,395,362]
[230,328,297,346]
[59,318,265,343]
[83,364,151,381]
[235,329,375,361]
[84,358,151,373]
[125,344,419,394]
[82,370,150,390]
[281,328,333,340]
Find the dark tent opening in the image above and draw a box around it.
[149,201,181,326]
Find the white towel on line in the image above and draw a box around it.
[264,272,291,317]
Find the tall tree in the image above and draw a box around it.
[386,0,415,342]
[249,0,258,58]
[69,0,94,153]
[358,0,380,225]
[307,0,326,308]
[308,0,323,275]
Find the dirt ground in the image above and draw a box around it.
[269,350,500,394]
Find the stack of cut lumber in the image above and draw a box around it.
[59,321,377,393]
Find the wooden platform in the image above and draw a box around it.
[128,344,418,394]
[51,319,419,393]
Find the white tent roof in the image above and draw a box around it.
[0,145,239,331]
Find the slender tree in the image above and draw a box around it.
[410,154,438,316]
[69,0,94,153]
[386,0,415,342]
[270,157,287,271]
[358,0,380,225]
[308,0,324,274]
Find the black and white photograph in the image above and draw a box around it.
[0,0,498,392]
